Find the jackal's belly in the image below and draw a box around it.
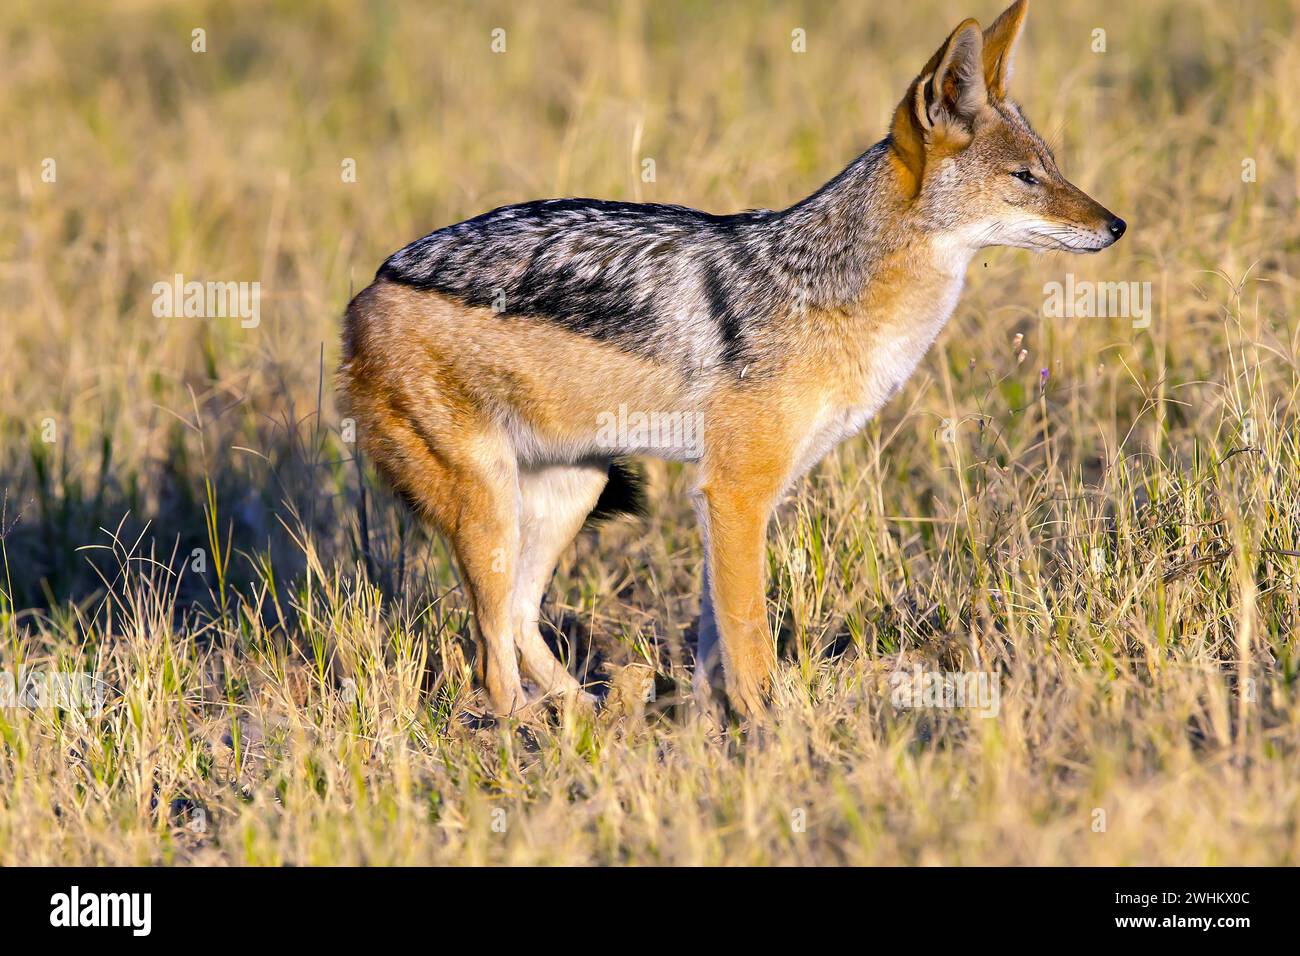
[343,279,706,467]
[477,323,707,465]
[503,388,709,465]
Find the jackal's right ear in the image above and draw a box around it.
[982,0,1029,100]
[890,19,986,192]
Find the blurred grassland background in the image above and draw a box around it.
[1,0,1299,864]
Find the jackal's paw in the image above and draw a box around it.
[486,684,532,721]
[526,674,596,710]
[724,672,772,727]
[561,689,599,714]
[513,685,597,724]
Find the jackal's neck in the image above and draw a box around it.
[766,139,958,311]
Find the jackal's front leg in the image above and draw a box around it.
[695,474,781,722]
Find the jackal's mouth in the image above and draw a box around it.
[1026,221,1117,254]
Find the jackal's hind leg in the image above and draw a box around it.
[359,409,528,717]
[513,463,610,702]
[453,461,529,718]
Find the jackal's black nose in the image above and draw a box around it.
[1107,217,1127,240]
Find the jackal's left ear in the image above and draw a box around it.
[890,19,986,189]
[982,0,1029,100]
[921,20,986,132]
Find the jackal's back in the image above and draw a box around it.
[377,198,790,372]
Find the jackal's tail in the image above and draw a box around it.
[586,459,647,527]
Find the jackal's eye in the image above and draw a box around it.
[1012,169,1040,186]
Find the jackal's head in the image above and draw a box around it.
[889,0,1125,253]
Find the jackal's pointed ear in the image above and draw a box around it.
[890,19,986,191]
[982,0,1029,100]
[920,19,986,130]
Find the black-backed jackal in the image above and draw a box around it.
[339,0,1125,721]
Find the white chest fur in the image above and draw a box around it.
[791,263,967,481]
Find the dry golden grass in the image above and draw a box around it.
[1,0,1299,864]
